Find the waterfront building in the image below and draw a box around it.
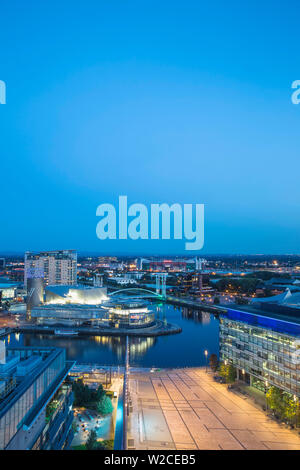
[24,250,77,287]
[30,294,155,329]
[26,270,44,319]
[0,343,74,450]
[107,299,155,329]
[219,308,300,396]
[45,284,107,304]
[30,303,108,326]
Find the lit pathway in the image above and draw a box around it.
[128,367,300,450]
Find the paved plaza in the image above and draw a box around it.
[128,367,300,450]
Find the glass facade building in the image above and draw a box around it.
[31,298,156,329]
[219,309,300,396]
[0,346,74,450]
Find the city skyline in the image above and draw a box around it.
[1,1,300,454]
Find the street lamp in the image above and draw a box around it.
[204,350,208,373]
[265,381,269,411]
[294,395,298,428]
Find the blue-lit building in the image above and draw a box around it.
[219,307,300,396]
[0,344,74,450]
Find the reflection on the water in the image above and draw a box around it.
[21,333,156,362]
[92,335,156,360]
[7,302,220,368]
[182,308,211,324]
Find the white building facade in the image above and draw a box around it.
[24,250,77,287]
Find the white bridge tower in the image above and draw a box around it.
[155,273,167,298]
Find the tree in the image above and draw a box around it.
[86,429,97,450]
[72,379,106,407]
[97,395,113,415]
[215,278,259,295]
[95,384,105,401]
[46,400,58,419]
[266,387,300,426]
[227,364,236,383]
[266,386,285,418]
[282,394,299,425]
[209,354,219,372]
[72,379,93,406]
[96,439,114,450]
[218,362,228,381]
[245,271,291,281]
[219,362,236,384]
[235,296,249,305]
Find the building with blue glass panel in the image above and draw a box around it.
[219,308,300,396]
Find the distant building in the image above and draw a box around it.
[251,289,300,317]
[0,343,74,450]
[177,272,214,296]
[0,283,17,303]
[24,250,77,287]
[110,276,137,286]
[149,260,187,272]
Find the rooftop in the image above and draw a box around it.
[0,283,17,289]
[251,289,300,309]
[223,304,300,336]
[0,347,72,419]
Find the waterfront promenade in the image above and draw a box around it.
[128,367,300,450]
[14,320,181,337]
[165,295,227,313]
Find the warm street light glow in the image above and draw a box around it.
[204,350,208,373]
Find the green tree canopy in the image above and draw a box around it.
[219,362,236,383]
[215,278,259,294]
[209,354,219,372]
[86,429,97,450]
[97,395,113,415]
[266,386,285,417]
[72,379,105,407]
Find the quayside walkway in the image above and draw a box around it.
[128,367,300,450]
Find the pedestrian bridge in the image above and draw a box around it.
[109,287,164,299]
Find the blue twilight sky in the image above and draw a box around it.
[0,0,300,255]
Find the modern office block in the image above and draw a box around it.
[219,309,300,396]
[0,345,74,450]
